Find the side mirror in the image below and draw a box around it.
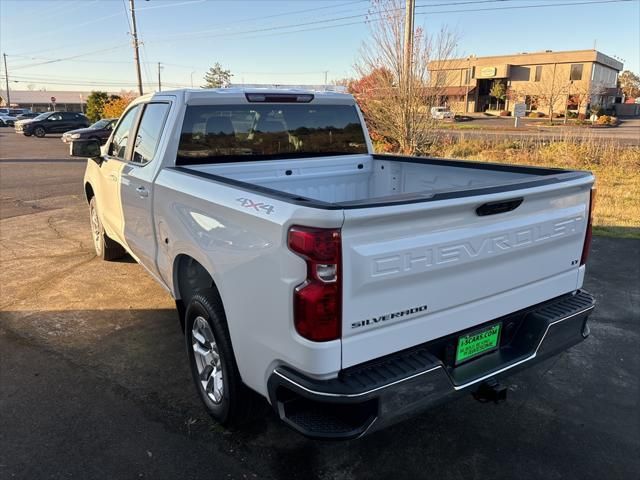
[70,139,101,159]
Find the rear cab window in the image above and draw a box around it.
[176,103,368,165]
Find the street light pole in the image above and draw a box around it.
[2,53,11,107]
[157,62,162,92]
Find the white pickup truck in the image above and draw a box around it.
[73,88,596,439]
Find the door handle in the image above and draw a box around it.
[136,186,149,198]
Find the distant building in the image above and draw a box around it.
[428,49,623,115]
[0,90,102,112]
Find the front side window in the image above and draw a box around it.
[48,113,62,121]
[570,64,583,81]
[108,106,140,159]
[131,103,170,165]
[177,104,368,164]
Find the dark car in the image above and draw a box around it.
[16,112,40,120]
[15,111,90,137]
[61,118,117,145]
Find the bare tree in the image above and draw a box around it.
[353,0,458,154]
[568,82,605,117]
[514,65,569,124]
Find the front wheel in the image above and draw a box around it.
[23,131,32,137]
[185,290,259,427]
[34,126,46,138]
[89,197,125,261]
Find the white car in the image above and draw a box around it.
[431,106,454,120]
[72,88,596,439]
[0,113,18,127]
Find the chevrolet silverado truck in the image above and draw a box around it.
[72,88,596,439]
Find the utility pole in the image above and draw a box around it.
[129,0,144,96]
[157,62,162,92]
[402,0,415,92]
[2,53,10,107]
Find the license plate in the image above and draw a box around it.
[455,323,501,365]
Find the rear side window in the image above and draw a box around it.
[131,103,170,165]
[177,104,368,164]
[109,105,140,159]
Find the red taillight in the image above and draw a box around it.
[580,188,596,266]
[288,226,341,342]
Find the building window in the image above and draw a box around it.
[534,65,543,82]
[525,95,538,111]
[570,64,583,81]
[436,71,447,86]
[464,68,470,85]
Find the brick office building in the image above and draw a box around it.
[428,49,623,116]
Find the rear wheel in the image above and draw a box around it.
[89,197,125,261]
[34,126,46,138]
[23,132,32,137]
[185,290,259,427]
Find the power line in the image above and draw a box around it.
[9,45,130,71]
[147,0,511,43]
[146,0,368,41]
[159,0,631,43]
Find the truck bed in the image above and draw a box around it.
[180,154,590,208]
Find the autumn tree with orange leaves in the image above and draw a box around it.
[101,92,137,119]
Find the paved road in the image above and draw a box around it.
[437,116,640,145]
[1,133,639,480]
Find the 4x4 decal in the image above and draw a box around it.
[236,197,275,215]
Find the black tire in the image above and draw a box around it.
[185,289,259,427]
[23,132,32,137]
[34,126,46,138]
[89,196,126,261]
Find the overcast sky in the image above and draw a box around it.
[1,0,638,92]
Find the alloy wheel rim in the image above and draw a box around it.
[191,316,224,404]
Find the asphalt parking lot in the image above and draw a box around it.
[1,131,639,480]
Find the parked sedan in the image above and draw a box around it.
[0,113,18,127]
[430,106,454,120]
[62,118,117,145]
[15,111,90,137]
[16,112,40,121]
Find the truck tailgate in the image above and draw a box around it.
[340,176,593,368]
